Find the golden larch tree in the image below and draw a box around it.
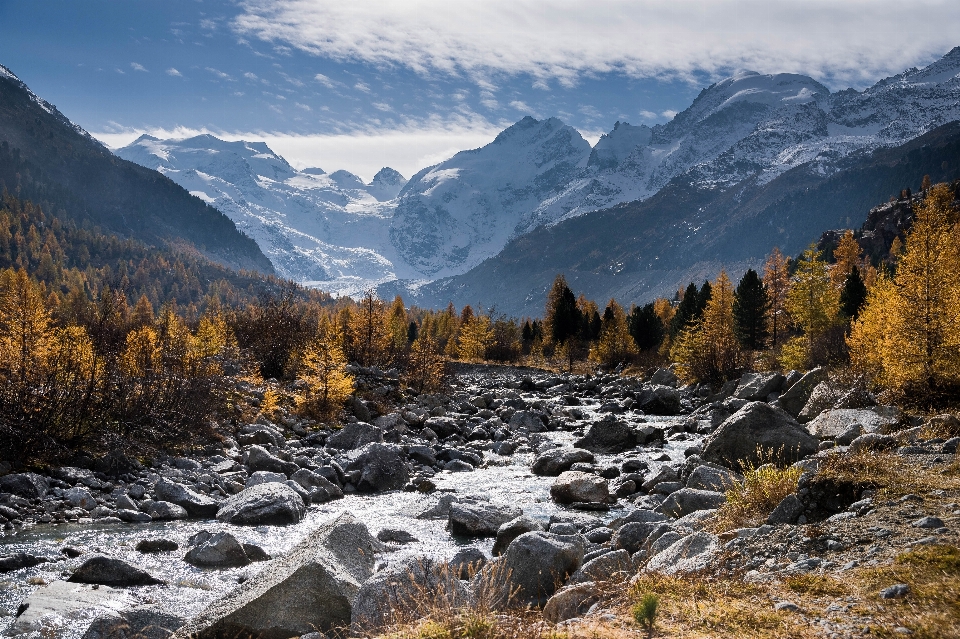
[762,247,791,346]
[672,271,743,385]
[591,299,637,366]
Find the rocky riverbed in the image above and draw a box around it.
[0,363,957,638]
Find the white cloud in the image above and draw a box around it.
[90,119,505,182]
[206,67,234,80]
[661,109,678,119]
[639,109,658,119]
[509,100,533,113]
[372,102,392,112]
[295,102,311,111]
[244,72,259,80]
[166,68,182,77]
[233,0,960,88]
[130,62,148,72]
[314,73,336,88]
[354,80,371,93]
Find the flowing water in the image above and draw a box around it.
[0,417,694,638]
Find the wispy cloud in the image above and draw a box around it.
[166,68,182,77]
[314,73,337,88]
[244,72,259,80]
[354,80,371,93]
[295,102,311,111]
[130,62,148,72]
[661,109,678,119]
[372,102,392,112]
[233,0,960,88]
[639,110,658,119]
[205,67,234,80]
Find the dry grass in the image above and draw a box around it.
[711,462,803,532]
[817,449,960,498]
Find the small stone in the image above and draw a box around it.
[774,601,801,612]
[911,516,945,529]
[136,539,178,553]
[879,583,910,599]
[376,529,418,544]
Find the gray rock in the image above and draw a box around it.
[568,549,632,584]
[880,583,910,599]
[376,528,419,544]
[797,382,839,422]
[0,472,49,499]
[82,607,185,639]
[636,385,682,415]
[574,415,636,453]
[912,516,945,529]
[290,468,344,503]
[136,539,178,553]
[153,479,220,518]
[185,532,251,568]
[245,470,287,488]
[734,372,786,401]
[644,532,719,575]
[216,482,306,526]
[0,553,48,573]
[686,465,740,492]
[641,465,679,492]
[493,516,545,556]
[448,501,522,537]
[246,445,298,475]
[649,368,678,387]
[64,486,97,510]
[648,531,685,556]
[531,448,595,476]
[500,531,585,605]
[8,581,131,636]
[352,557,468,633]
[542,582,600,623]
[612,522,654,553]
[702,402,819,469]
[807,408,900,443]
[612,509,669,528]
[69,556,163,586]
[509,410,548,433]
[778,368,826,417]
[774,601,801,613]
[117,509,152,523]
[660,489,726,518]
[449,547,487,579]
[326,421,384,450]
[848,433,897,454]
[146,501,189,521]
[175,512,383,639]
[550,471,610,505]
[444,459,474,472]
[344,443,410,492]
[116,494,138,511]
[767,494,804,525]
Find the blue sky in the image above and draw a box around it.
[2,0,959,181]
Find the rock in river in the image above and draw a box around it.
[216,482,306,526]
[69,556,163,587]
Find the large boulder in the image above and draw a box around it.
[701,402,819,469]
[644,532,719,575]
[660,488,726,518]
[352,557,468,633]
[611,522,654,554]
[174,513,383,639]
[245,445,298,475]
[69,556,163,587]
[734,372,785,401]
[216,482,306,526]
[82,608,185,639]
[290,468,344,503]
[0,472,48,499]
[549,472,610,505]
[543,582,600,623]
[493,516,545,556]
[807,408,901,442]
[64,486,98,510]
[636,385,681,415]
[146,501,189,521]
[0,553,48,573]
[778,368,827,417]
[797,382,838,422]
[326,422,384,450]
[574,416,636,453]
[509,410,548,433]
[448,502,522,537]
[184,532,251,568]
[8,581,133,636]
[531,448,595,476]
[344,443,410,492]
[500,532,585,606]
[686,465,740,492]
[568,549,632,584]
[153,479,220,518]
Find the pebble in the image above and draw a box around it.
[879,584,910,599]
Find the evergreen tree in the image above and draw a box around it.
[670,283,700,337]
[628,303,665,351]
[733,269,770,350]
[696,280,712,317]
[839,266,868,320]
[545,275,582,345]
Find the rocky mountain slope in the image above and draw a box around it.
[0,65,273,275]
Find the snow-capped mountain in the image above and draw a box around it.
[117,135,405,290]
[117,47,960,299]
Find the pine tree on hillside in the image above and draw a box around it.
[839,266,868,320]
[545,275,582,345]
[697,280,712,317]
[628,303,666,351]
[763,247,791,347]
[733,269,770,350]
[670,283,700,337]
